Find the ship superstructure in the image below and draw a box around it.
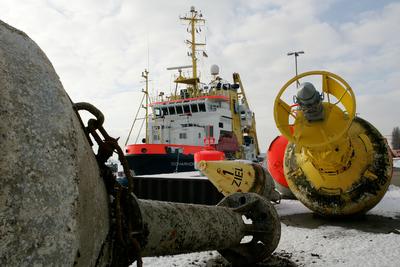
[125,7,259,175]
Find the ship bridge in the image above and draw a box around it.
[148,94,233,147]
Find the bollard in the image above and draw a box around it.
[0,20,281,266]
[0,20,110,266]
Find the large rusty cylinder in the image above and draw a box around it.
[137,192,281,265]
[0,21,110,266]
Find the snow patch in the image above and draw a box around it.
[139,185,400,266]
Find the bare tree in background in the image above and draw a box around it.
[392,126,400,149]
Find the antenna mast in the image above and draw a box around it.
[180,6,205,93]
[142,69,149,143]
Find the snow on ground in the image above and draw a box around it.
[140,185,400,267]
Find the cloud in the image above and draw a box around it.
[1,0,399,155]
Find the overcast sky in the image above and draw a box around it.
[1,0,399,152]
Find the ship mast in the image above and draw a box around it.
[180,6,205,94]
[142,69,149,143]
[124,68,149,146]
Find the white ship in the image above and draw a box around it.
[125,7,260,175]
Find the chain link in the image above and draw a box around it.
[73,102,143,267]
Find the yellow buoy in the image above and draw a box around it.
[274,71,392,216]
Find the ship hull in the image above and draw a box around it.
[126,153,195,175]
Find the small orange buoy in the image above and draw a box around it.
[194,150,225,169]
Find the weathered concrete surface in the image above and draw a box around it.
[0,20,109,266]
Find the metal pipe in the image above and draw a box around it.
[136,192,281,265]
[139,200,243,256]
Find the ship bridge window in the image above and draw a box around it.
[179,133,187,139]
[210,104,219,111]
[182,123,201,127]
[199,103,206,112]
[161,107,168,115]
[190,103,198,113]
[176,105,183,114]
[183,104,190,113]
[168,106,176,115]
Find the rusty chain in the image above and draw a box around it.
[73,102,143,267]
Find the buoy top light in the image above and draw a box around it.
[295,82,324,122]
[274,71,356,148]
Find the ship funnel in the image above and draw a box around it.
[211,64,219,75]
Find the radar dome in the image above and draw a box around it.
[210,64,219,75]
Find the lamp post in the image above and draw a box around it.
[287,51,304,87]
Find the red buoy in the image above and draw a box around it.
[267,135,289,187]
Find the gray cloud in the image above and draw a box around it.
[1,0,398,154]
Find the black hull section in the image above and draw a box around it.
[125,153,224,205]
[126,153,195,175]
[132,176,224,205]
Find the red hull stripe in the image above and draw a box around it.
[126,144,214,155]
[150,95,229,106]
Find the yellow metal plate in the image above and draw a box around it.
[198,160,256,196]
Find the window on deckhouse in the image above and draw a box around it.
[161,107,168,115]
[183,104,190,113]
[168,106,176,115]
[176,105,183,114]
[190,104,198,113]
[198,103,206,112]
